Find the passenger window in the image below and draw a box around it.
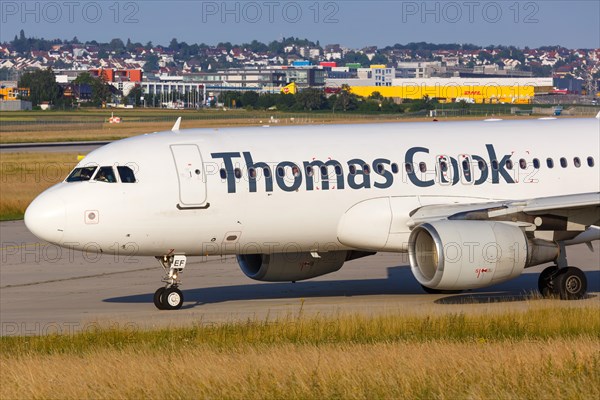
[234,168,242,179]
[573,157,581,168]
[491,160,499,170]
[349,165,357,175]
[405,163,414,174]
[519,159,527,170]
[66,166,97,182]
[587,157,595,167]
[94,166,117,183]
[505,159,513,170]
[419,162,427,173]
[439,161,448,172]
[335,165,342,175]
[219,169,227,179]
[547,158,554,168]
[277,167,285,177]
[320,166,328,176]
[478,160,487,171]
[248,168,256,179]
[391,163,399,173]
[363,164,370,174]
[117,166,136,183]
[263,167,271,178]
[560,158,567,168]
[306,166,314,177]
[461,157,472,183]
[533,158,540,169]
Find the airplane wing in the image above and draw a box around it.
[408,192,600,242]
[401,192,599,295]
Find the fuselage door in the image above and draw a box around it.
[170,144,207,207]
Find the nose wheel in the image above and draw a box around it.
[154,255,187,310]
[153,286,184,310]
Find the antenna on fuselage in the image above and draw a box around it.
[172,117,182,132]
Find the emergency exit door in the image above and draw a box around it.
[170,144,208,207]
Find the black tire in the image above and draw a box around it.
[538,265,559,298]
[153,287,166,310]
[163,287,184,310]
[420,284,462,295]
[553,267,587,300]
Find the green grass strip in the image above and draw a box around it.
[2,307,598,357]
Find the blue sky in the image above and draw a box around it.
[1,1,599,48]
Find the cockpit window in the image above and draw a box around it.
[66,166,97,182]
[117,166,136,183]
[94,166,117,183]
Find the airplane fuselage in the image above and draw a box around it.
[25,118,600,257]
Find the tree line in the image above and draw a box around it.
[16,68,439,112]
[17,68,135,108]
[218,87,437,113]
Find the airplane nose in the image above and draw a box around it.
[24,191,66,244]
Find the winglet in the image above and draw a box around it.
[171,117,182,132]
[596,111,600,120]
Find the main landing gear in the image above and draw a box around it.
[538,266,587,300]
[153,255,187,310]
[538,244,587,300]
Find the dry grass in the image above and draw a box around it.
[1,308,599,399]
[0,152,78,220]
[1,340,598,400]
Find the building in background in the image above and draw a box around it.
[89,68,142,83]
[0,82,30,100]
[327,68,553,104]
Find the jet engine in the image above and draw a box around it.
[237,251,372,282]
[408,220,559,290]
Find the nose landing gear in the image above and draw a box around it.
[153,255,187,310]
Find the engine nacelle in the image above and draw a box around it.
[237,251,349,282]
[408,220,559,291]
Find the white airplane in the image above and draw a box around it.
[25,116,600,310]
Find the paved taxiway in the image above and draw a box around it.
[1,220,599,336]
